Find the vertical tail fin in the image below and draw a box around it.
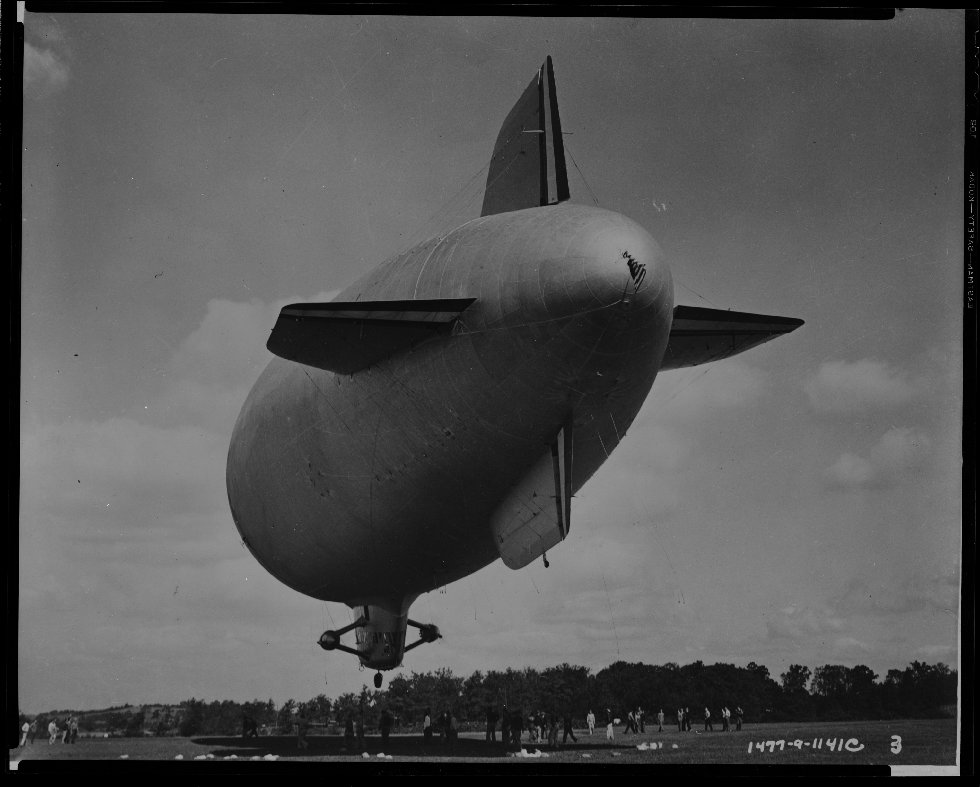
[480,56,570,217]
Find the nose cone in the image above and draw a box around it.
[531,205,671,326]
[583,211,670,319]
[486,204,674,406]
[521,206,673,364]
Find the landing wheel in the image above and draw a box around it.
[374,671,383,689]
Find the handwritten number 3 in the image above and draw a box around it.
[890,735,902,754]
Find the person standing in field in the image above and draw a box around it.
[704,707,713,732]
[356,711,366,751]
[20,722,29,747]
[48,719,58,744]
[657,709,664,732]
[343,714,355,752]
[561,713,577,745]
[586,709,595,736]
[677,708,683,732]
[510,708,523,748]
[296,709,309,750]
[735,706,744,731]
[29,719,38,744]
[485,704,498,743]
[379,708,393,745]
[445,710,456,753]
[605,708,614,741]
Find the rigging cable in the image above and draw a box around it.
[403,160,490,248]
[600,568,621,658]
[675,279,720,308]
[570,139,720,311]
[640,500,686,606]
[564,141,601,207]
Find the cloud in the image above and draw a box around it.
[170,291,337,386]
[825,426,931,489]
[21,418,231,546]
[912,644,957,662]
[574,359,769,522]
[869,426,932,472]
[574,420,691,524]
[655,360,766,423]
[152,291,338,433]
[765,605,845,641]
[403,552,698,676]
[170,298,282,387]
[23,289,343,533]
[833,636,872,654]
[23,42,69,94]
[805,359,921,414]
[19,291,350,708]
[26,14,67,44]
[833,568,960,618]
[824,452,875,488]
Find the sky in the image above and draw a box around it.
[18,11,964,713]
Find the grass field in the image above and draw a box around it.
[11,718,957,770]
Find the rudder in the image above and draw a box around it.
[480,56,570,217]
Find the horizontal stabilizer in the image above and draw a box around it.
[267,298,476,374]
[481,56,570,217]
[660,305,803,371]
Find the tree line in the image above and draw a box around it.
[20,659,956,737]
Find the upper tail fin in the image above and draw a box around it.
[480,56,570,217]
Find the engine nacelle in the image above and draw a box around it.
[417,623,441,643]
[315,604,441,679]
[353,605,408,671]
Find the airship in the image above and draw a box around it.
[226,57,802,687]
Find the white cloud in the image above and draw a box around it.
[22,290,343,533]
[152,291,338,433]
[824,452,875,488]
[572,359,769,524]
[26,14,67,44]
[765,605,845,641]
[23,42,69,93]
[833,636,872,654]
[655,360,766,423]
[869,426,932,473]
[170,291,338,387]
[170,298,280,387]
[833,568,959,617]
[17,289,958,710]
[19,291,350,709]
[21,417,229,532]
[805,359,920,414]
[912,644,957,661]
[825,426,931,489]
